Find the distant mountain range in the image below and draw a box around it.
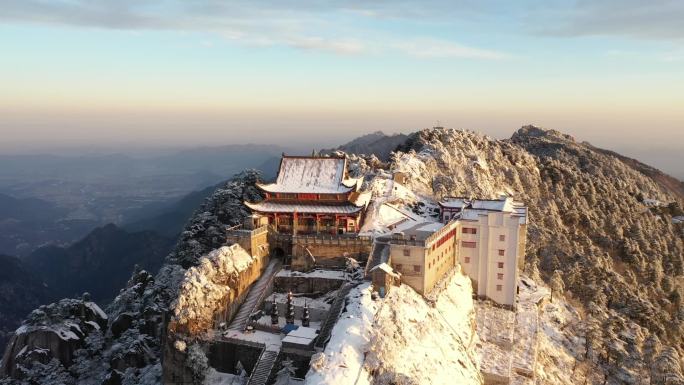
[0,224,174,350]
[325,131,409,161]
[0,255,48,351]
[0,193,98,256]
[0,144,285,256]
[24,224,175,304]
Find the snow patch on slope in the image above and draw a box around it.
[305,283,378,385]
[305,270,481,385]
[366,268,481,385]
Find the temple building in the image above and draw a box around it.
[245,155,368,235]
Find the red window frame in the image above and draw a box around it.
[298,193,318,200]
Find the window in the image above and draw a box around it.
[498,262,504,269]
[464,257,470,263]
[462,227,477,234]
[499,234,506,242]
[497,273,504,280]
[462,241,477,248]
[496,285,503,291]
[403,248,410,256]
[498,249,505,256]
[413,265,421,273]
[395,264,403,271]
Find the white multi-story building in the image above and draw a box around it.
[439,196,528,307]
[369,195,528,307]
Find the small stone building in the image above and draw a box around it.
[369,263,400,298]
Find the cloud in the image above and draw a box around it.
[392,39,508,60]
[3,0,683,44]
[0,0,505,58]
[530,0,684,41]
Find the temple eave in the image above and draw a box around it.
[255,182,353,195]
[244,201,362,215]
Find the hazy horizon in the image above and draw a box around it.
[0,124,681,180]
[1,0,682,176]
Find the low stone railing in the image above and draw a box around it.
[226,224,268,238]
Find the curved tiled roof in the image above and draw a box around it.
[257,155,356,194]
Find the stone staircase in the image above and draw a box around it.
[247,349,279,385]
[314,283,354,350]
[228,259,280,331]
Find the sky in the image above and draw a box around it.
[0,0,682,175]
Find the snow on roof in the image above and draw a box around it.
[286,326,319,340]
[258,156,355,194]
[441,196,523,213]
[439,198,469,209]
[244,201,363,214]
[416,222,444,232]
[390,220,443,242]
[443,196,528,224]
[471,199,510,211]
[276,269,346,280]
[369,262,400,278]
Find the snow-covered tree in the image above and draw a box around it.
[550,270,565,302]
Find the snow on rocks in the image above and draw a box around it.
[535,299,584,385]
[304,283,378,385]
[359,173,436,236]
[303,263,481,385]
[170,244,256,336]
[0,298,108,379]
[474,277,552,384]
[365,269,482,385]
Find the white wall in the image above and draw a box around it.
[455,211,524,307]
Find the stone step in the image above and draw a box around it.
[228,259,280,331]
[314,284,353,349]
[248,350,279,385]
